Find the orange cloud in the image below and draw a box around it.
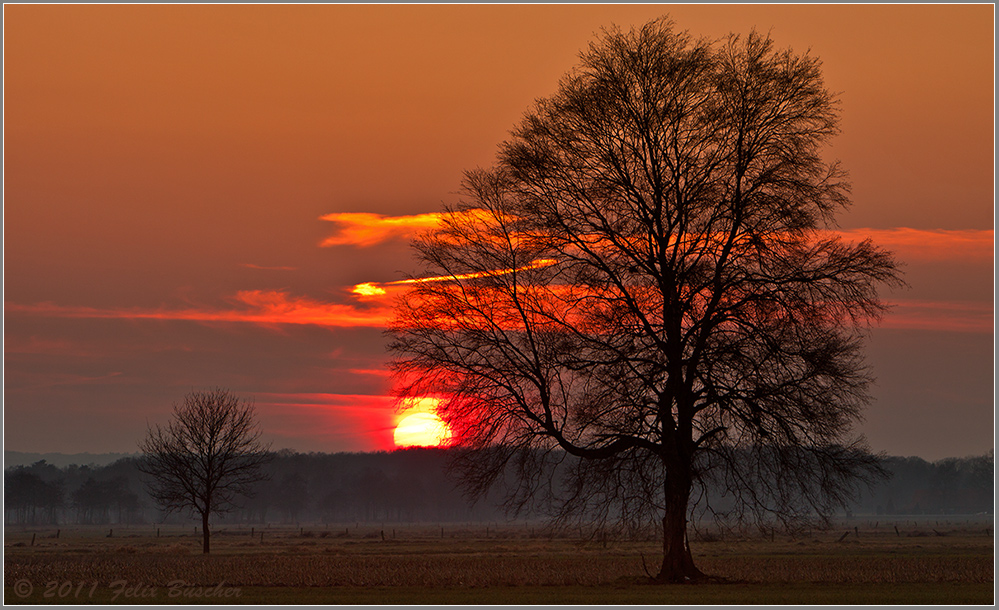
[318,212,445,247]
[6,290,393,329]
[325,213,992,265]
[319,209,501,247]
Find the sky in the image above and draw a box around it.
[4,4,994,461]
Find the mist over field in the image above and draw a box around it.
[5,448,993,528]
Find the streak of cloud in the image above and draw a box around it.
[242,263,298,271]
[6,290,393,329]
[330,217,990,264]
[9,371,126,392]
[348,368,393,377]
[252,393,399,451]
[350,258,558,298]
[3,336,93,357]
[883,299,994,333]
[834,228,993,262]
[254,392,396,409]
[7,230,989,336]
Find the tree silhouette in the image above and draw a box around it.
[4,469,62,525]
[138,388,271,554]
[275,473,310,523]
[390,18,901,582]
[70,477,140,524]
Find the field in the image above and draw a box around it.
[4,518,994,604]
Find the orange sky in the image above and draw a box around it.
[4,5,994,459]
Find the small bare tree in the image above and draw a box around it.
[138,388,271,554]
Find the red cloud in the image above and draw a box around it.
[6,290,393,329]
[252,393,399,452]
[883,299,994,333]
[833,228,993,262]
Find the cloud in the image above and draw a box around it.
[350,258,558,299]
[3,336,93,357]
[6,290,393,329]
[320,214,992,261]
[9,371,126,392]
[318,209,501,247]
[348,368,392,377]
[882,299,993,333]
[318,212,445,247]
[344,226,993,333]
[833,228,993,262]
[17,230,977,334]
[242,263,298,271]
[252,392,400,451]
[352,282,388,297]
[255,392,441,426]
[254,392,396,411]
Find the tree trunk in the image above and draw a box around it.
[656,474,703,583]
[201,512,210,555]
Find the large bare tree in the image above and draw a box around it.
[138,388,271,554]
[389,18,901,582]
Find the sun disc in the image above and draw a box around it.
[393,412,450,447]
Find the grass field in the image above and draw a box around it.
[4,519,994,604]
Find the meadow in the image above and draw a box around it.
[4,518,993,604]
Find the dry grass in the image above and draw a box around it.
[3,520,993,604]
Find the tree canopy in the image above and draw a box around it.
[389,18,901,582]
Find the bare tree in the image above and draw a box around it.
[390,18,901,582]
[138,388,271,554]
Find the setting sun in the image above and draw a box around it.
[393,412,451,448]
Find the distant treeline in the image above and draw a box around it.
[853,454,993,517]
[3,449,992,526]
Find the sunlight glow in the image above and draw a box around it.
[391,258,558,285]
[351,282,387,297]
[352,258,559,300]
[393,412,451,448]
